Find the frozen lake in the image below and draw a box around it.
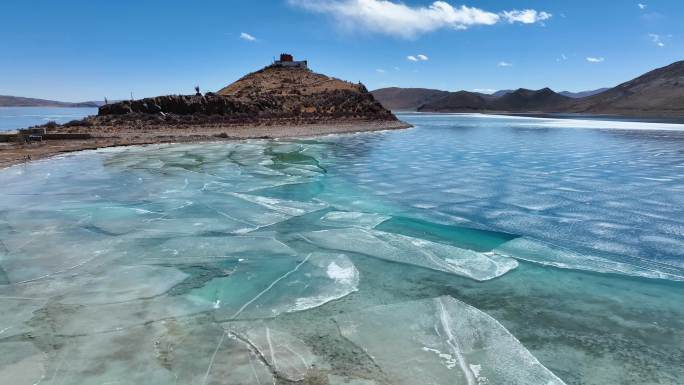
[0,113,682,384]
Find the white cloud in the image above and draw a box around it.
[556,53,568,62]
[376,68,386,73]
[649,33,665,47]
[638,3,647,10]
[501,10,552,24]
[473,88,496,94]
[408,54,429,62]
[586,57,605,63]
[289,0,551,38]
[498,61,513,67]
[240,32,257,41]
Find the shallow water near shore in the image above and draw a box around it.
[1,113,683,384]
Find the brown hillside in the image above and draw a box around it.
[218,66,362,97]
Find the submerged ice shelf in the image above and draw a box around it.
[1,114,684,384]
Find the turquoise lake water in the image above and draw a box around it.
[0,107,98,131]
[0,113,682,384]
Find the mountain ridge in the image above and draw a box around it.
[372,60,684,116]
[0,95,98,108]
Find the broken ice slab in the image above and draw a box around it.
[56,265,188,305]
[375,216,517,252]
[133,233,296,264]
[225,320,322,382]
[0,232,124,284]
[335,296,566,385]
[45,295,214,336]
[493,237,684,282]
[191,252,359,321]
[230,192,328,217]
[319,211,391,229]
[41,318,274,385]
[0,298,47,338]
[0,342,47,385]
[300,228,518,281]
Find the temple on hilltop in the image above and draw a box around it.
[273,53,308,69]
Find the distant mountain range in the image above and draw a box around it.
[372,61,684,116]
[0,95,99,108]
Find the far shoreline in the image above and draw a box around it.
[0,120,411,170]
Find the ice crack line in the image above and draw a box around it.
[230,254,312,319]
[201,331,227,385]
[437,298,476,385]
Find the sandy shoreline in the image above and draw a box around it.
[0,120,410,169]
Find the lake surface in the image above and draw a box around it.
[0,106,98,131]
[0,113,682,384]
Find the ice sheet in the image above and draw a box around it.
[190,252,359,320]
[300,228,518,281]
[336,296,566,385]
[225,321,319,381]
[319,211,391,229]
[493,237,684,281]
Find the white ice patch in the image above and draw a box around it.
[319,211,391,229]
[335,296,566,385]
[300,228,518,281]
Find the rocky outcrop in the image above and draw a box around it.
[96,65,398,126]
[97,88,396,126]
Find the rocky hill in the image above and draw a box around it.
[94,65,397,126]
[0,95,98,108]
[370,88,450,111]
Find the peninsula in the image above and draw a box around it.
[0,54,408,168]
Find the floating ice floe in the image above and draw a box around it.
[225,321,321,382]
[192,252,359,321]
[493,237,684,281]
[335,296,566,385]
[319,211,391,229]
[300,228,518,281]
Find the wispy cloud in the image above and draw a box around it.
[240,32,257,41]
[498,61,513,67]
[556,53,568,62]
[501,10,552,24]
[586,57,605,63]
[289,0,551,38]
[638,3,647,10]
[648,33,665,47]
[376,68,386,73]
[408,54,429,62]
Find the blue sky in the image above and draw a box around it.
[1,0,682,101]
